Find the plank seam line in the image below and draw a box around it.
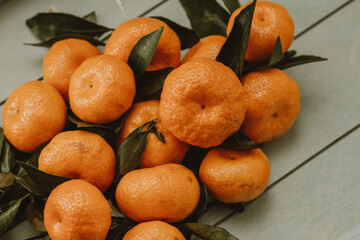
[294,0,355,40]
[213,122,360,228]
[138,0,169,17]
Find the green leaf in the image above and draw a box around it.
[26,200,46,232]
[24,34,105,47]
[0,193,30,235]
[221,131,262,150]
[268,36,283,67]
[115,119,158,178]
[179,0,230,37]
[0,140,14,173]
[14,175,46,197]
[17,161,71,194]
[128,27,164,81]
[82,11,97,23]
[222,0,241,14]
[106,219,134,240]
[26,13,112,41]
[275,55,328,70]
[180,223,238,240]
[108,199,125,218]
[154,130,165,144]
[216,0,256,78]
[135,67,173,102]
[151,16,200,49]
[67,109,115,129]
[0,173,15,188]
[24,234,51,240]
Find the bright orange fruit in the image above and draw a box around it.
[227,1,294,62]
[69,55,136,124]
[43,38,101,101]
[159,58,246,148]
[39,130,116,192]
[117,100,189,168]
[105,17,181,71]
[2,81,66,153]
[116,163,200,223]
[44,179,111,240]
[199,148,270,203]
[241,68,300,143]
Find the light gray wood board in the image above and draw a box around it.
[145,0,349,36]
[0,0,163,103]
[218,127,360,239]
[196,0,360,225]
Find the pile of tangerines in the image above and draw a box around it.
[1,1,322,239]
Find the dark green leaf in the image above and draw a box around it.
[108,199,125,218]
[0,128,4,157]
[67,108,116,129]
[116,131,148,177]
[275,55,328,70]
[26,201,46,232]
[268,36,283,67]
[151,16,200,49]
[154,130,165,144]
[216,0,256,78]
[221,131,262,150]
[222,0,241,14]
[0,193,30,235]
[26,13,112,41]
[24,34,105,47]
[17,161,71,194]
[115,119,158,178]
[135,67,173,102]
[82,11,97,23]
[13,175,45,197]
[0,140,14,173]
[25,234,50,240]
[0,173,15,188]
[180,223,238,240]
[106,219,134,240]
[180,0,230,37]
[128,27,164,81]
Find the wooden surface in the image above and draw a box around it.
[1,0,359,239]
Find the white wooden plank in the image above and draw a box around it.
[219,128,360,239]
[198,0,360,226]
[0,0,163,103]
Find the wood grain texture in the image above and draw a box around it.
[219,128,360,239]
[198,0,360,226]
[0,0,163,103]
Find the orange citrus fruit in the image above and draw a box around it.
[43,38,101,101]
[44,179,111,240]
[199,148,270,203]
[69,55,136,124]
[123,221,186,240]
[38,130,116,192]
[116,163,200,222]
[181,35,226,64]
[227,1,294,62]
[105,17,181,71]
[241,68,300,143]
[2,81,66,153]
[117,100,189,168]
[159,58,246,148]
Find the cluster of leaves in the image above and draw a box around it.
[1,0,327,238]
